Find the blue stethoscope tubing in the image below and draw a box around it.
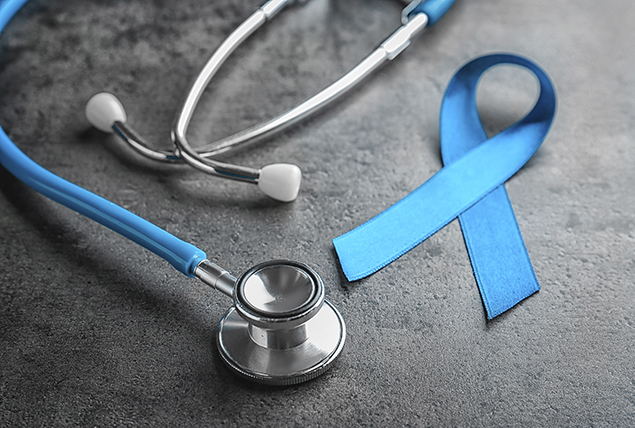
[0,0,207,277]
[0,0,456,277]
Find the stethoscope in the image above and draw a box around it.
[0,0,455,385]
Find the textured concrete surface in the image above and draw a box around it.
[0,0,634,426]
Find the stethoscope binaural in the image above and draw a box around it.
[0,0,455,385]
[85,0,456,202]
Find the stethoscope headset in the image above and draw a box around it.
[0,0,455,385]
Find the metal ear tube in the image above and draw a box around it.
[84,0,456,202]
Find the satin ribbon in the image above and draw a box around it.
[333,54,556,319]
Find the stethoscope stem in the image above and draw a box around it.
[194,259,237,298]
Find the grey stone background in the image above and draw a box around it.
[0,0,633,426]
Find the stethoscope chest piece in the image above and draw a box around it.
[217,260,346,385]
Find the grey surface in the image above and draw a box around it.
[0,0,633,426]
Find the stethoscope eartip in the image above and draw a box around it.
[85,92,127,133]
[258,163,302,202]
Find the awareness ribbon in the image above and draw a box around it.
[333,54,556,319]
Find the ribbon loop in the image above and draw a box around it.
[333,54,556,319]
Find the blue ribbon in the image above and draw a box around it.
[333,54,556,319]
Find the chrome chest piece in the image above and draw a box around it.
[196,260,346,385]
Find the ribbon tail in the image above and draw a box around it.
[459,185,540,319]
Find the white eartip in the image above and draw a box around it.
[85,92,127,133]
[258,164,302,202]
